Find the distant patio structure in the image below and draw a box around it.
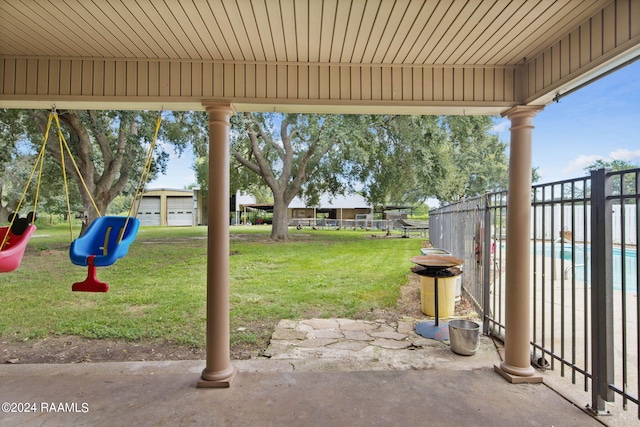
[234,192,375,227]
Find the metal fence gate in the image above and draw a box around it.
[429,168,639,419]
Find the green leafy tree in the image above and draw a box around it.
[106,195,132,215]
[230,113,371,240]
[0,110,41,221]
[354,115,450,208]
[166,111,274,224]
[585,158,639,173]
[532,166,541,184]
[0,110,177,233]
[441,116,509,201]
[357,115,509,205]
[28,110,171,233]
[186,112,510,240]
[410,203,431,220]
[585,158,639,196]
[161,111,207,189]
[162,111,217,198]
[1,109,87,219]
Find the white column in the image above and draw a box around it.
[197,103,236,388]
[496,105,544,383]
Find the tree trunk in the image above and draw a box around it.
[270,196,290,241]
[0,185,10,222]
[80,199,110,236]
[0,204,10,222]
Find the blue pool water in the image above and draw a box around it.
[532,243,638,293]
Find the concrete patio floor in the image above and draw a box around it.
[0,318,606,426]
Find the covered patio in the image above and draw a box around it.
[1,0,639,423]
[0,356,601,426]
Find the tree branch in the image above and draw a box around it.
[278,119,295,190]
[58,111,94,179]
[231,148,261,175]
[97,116,131,190]
[29,110,87,187]
[88,110,113,165]
[284,137,336,202]
[256,114,285,158]
[240,116,279,189]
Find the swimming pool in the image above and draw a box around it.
[532,242,638,293]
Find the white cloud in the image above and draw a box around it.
[491,119,510,134]
[155,141,182,160]
[562,154,604,174]
[536,167,548,180]
[560,149,640,177]
[610,148,640,161]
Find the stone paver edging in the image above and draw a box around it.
[258,318,500,372]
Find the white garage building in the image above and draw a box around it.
[136,189,198,227]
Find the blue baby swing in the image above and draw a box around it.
[2,110,161,291]
[3,109,161,292]
[68,112,162,292]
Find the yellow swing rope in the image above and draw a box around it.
[119,112,163,243]
[51,112,103,241]
[131,112,163,217]
[0,113,53,251]
[56,113,74,241]
[1,109,160,250]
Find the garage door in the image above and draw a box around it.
[136,197,161,226]
[167,197,193,226]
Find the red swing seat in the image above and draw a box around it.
[0,225,36,273]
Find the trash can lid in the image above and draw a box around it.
[410,254,463,268]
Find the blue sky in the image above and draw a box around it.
[149,143,196,189]
[150,60,640,189]
[493,60,640,184]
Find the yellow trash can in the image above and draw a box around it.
[420,276,457,318]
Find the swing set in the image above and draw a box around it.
[0,109,163,292]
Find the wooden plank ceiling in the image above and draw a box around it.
[0,0,609,66]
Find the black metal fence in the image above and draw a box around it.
[429,168,639,419]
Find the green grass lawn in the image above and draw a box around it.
[1,223,423,353]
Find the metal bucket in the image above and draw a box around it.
[448,319,480,356]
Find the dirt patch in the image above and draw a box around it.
[2,336,203,364]
[2,273,478,365]
[361,273,479,323]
